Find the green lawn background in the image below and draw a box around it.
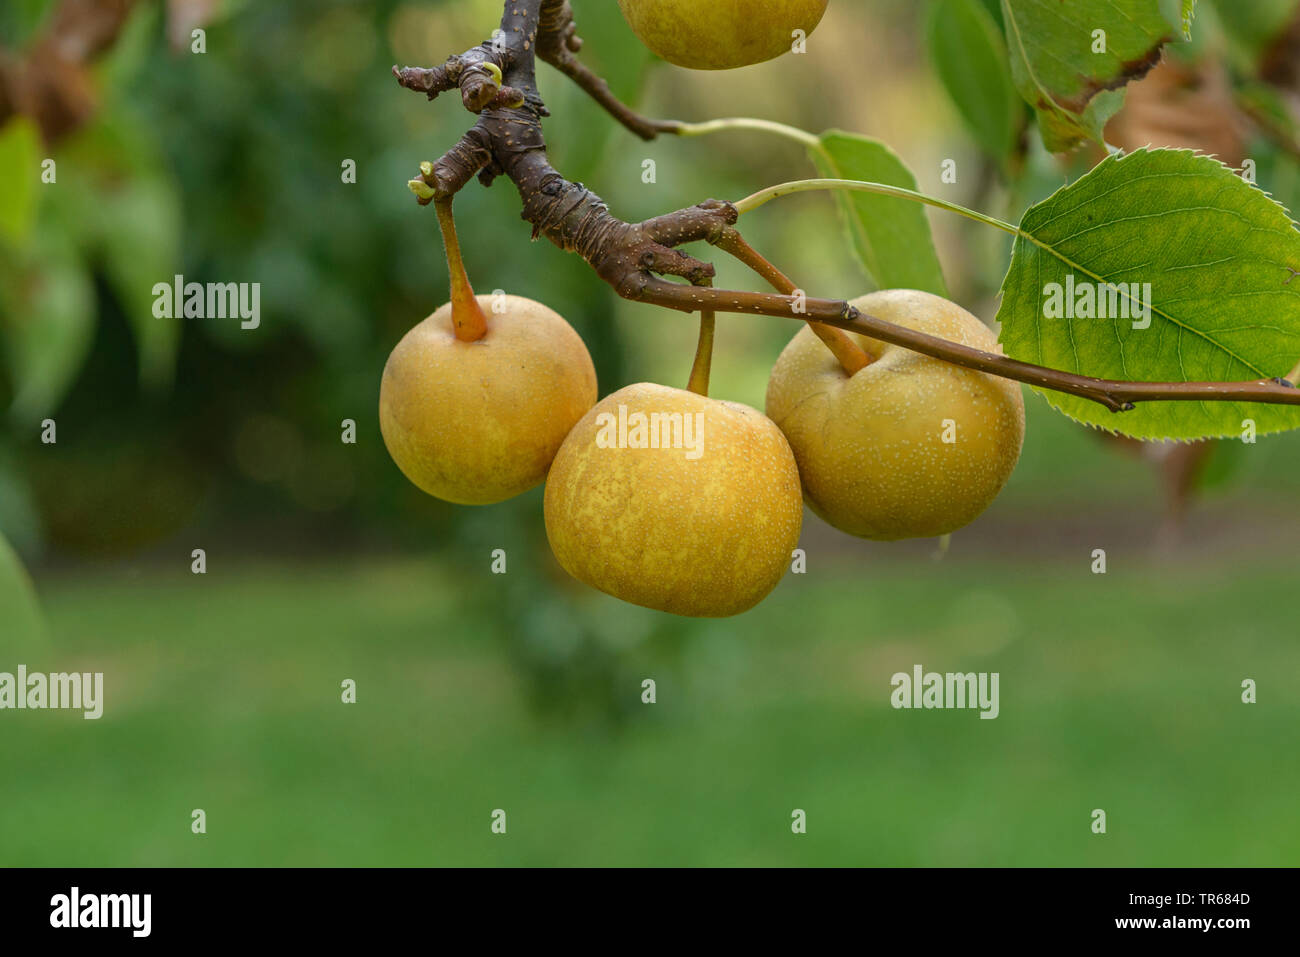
[3,541,1295,867]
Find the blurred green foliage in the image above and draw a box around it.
[925,0,1023,167]
[0,0,649,562]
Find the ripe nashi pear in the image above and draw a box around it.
[380,294,597,505]
[765,289,1025,541]
[544,382,803,617]
[617,0,829,71]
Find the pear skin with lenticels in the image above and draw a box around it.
[544,382,804,616]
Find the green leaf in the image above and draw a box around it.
[51,112,184,392]
[96,179,183,391]
[0,530,45,649]
[1001,0,1190,152]
[926,0,1023,165]
[0,117,40,244]
[997,148,1300,440]
[811,132,948,296]
[977,0,1005,29]
[1,226,95,424]
[0,453,41,554]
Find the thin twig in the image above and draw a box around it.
[736,178,1020,234]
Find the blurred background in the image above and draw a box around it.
[0,0,1297,865]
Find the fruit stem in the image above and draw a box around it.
[715,229,871,375]
[687,282,715,397]
[809,320,872,377]
[676,117,822,150]
[434,197,490,342]
[734,178,1021,235]
[676,119,1021,237]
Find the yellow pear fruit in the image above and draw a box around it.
[380,294,596,505]
[766,289,1025,541]
[617,0,829,71]
[544,382,803,617]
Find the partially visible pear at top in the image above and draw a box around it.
[617,0,829,71]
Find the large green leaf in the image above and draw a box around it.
[811,132,947,296]
[926,0,1023,165]
[997,148,1300,440]
[0,117,40,244]
[0,530,44,648]
[1001,0,1192,152]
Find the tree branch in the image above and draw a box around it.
[393,0,1300,418]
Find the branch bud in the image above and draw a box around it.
[407,179,437,204]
